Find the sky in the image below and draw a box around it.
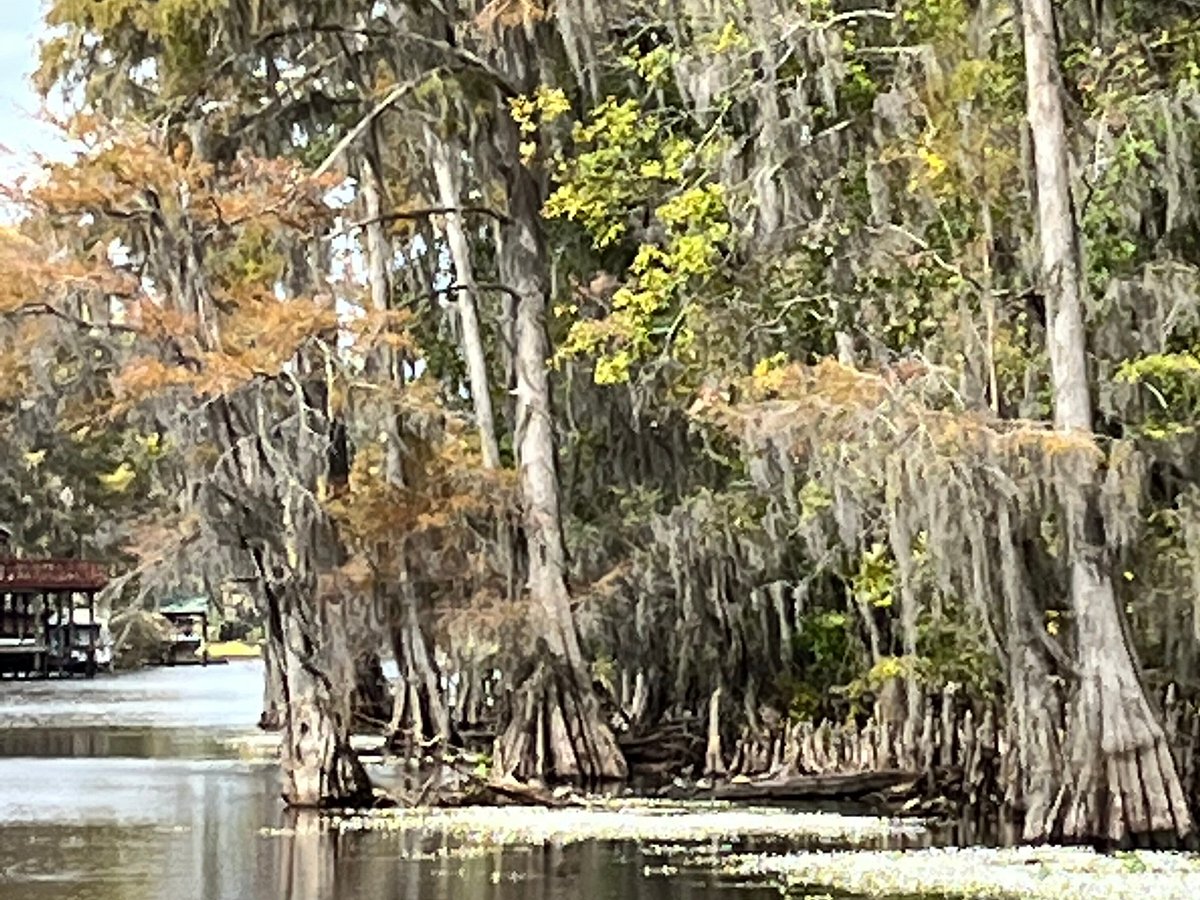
[0,0,61,185]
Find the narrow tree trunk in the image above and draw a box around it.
[352,650,392,733]
[428,133,502,469]
[259,637,285,731]
[358,153,405,485]
[1022,0,1192,843]
[386,581,452,757]
[704,685,727,777]
[490,123,626,784]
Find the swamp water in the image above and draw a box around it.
[0,663,876,899]
[2,663,1197,900]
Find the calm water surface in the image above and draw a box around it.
[0,663,788,900]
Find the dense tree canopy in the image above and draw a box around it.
[9,0,1200,843]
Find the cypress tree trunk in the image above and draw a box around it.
[357,148,452,752]
[386,580,452,756]
[490,118,626,784]
[1022,0,1191,844]
[352,650,392,732]
[358,150,405,485]
[259,637,285,731]
[428,132,502,469]
[998,506,1064,839]
[262,572,372,809]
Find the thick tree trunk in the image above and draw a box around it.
[490,120,626,784]
[263,577,372,809]
[428,133,502,469]
[252,484,372,810]
[1059,546,1192,842]
[1022,0,1192,843]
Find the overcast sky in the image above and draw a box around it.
[0,1,61,183]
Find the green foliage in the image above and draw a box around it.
[899,0,967,46]
[840,623,996,710]
[1116,352,1200,438]
[851,542,895,609]
[43,0,231,100]
[544,92,733,384]
[1081,128,1159,292]
[508,85,573,164]
[542,97,672,246]
[915,611,998,694]
[785,610,864,721]
[702,21,751,55]
[29,0,1200,794]
[843,655,927,705]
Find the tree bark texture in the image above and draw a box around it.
[358,152,406,485]
[264,573,373,809]
[386,580,452,756]
[1022,0,1192,843]
[260,636,285,731]
[428,132,502,470]
[490,116,626,783]
[352,649,393,733]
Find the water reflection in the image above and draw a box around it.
[0,662,264,730]
[0,725,249,759]
[0,766,283,900]
[0,770,787,899]
[272,818,783,900]
[0,665,780,900]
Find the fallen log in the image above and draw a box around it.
[440,776,572,808]
[708,770,922,802]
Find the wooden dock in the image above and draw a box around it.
[0,558,108,679]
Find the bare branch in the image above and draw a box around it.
[348,206,513,231]
[313,70,444,179]
[251,24,523,97]
[7,302,142,335]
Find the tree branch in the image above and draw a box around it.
[8,302,142,335]
[349,206,513,231]
[443,281,523,301]
[313,70,444,178]
[253,23,522,96]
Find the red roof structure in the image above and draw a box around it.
[0,559,108,592]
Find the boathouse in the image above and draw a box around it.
[0,555,109,678]
[159,596,210,665]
